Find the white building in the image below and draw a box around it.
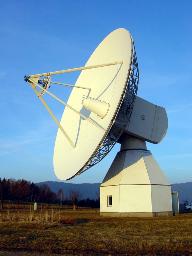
[100,139,172,217]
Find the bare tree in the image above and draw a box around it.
[69,190,80,210]
[57,188,64,206]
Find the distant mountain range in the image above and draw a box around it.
[37,181,100,200]
[37,181,192,203]
[172,182,192,203]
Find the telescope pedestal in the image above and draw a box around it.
[100,135,172,217]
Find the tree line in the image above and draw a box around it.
[0,178,99,209]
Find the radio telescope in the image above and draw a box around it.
[25,28,172,216]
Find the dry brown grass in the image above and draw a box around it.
[0,208,192,255]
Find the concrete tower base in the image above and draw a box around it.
[100,136,172,217]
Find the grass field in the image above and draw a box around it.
[0,208,192,255]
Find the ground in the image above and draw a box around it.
[0,208,192,255]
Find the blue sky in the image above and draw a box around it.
[0,0,192,184]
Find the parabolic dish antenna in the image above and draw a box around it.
[54,29,139,180]
[25,28,173,216]
[25,28,139,180]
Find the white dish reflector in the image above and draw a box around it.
[53,28,133,180]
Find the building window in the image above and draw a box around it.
[107,195,112,207]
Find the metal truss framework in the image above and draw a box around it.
[25,62,121,148]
